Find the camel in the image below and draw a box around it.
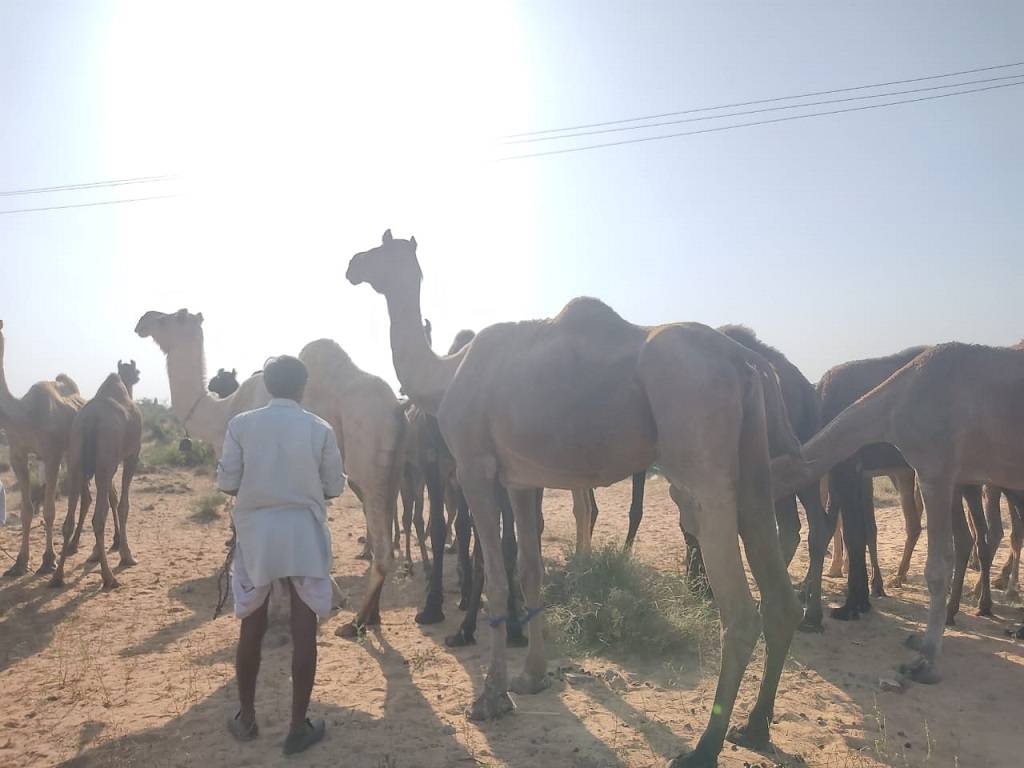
[0,319,85,577]
[55,360,140,566]
[773,342,1024,683]
[348,231,803,766]
[989,487,1022,600]
[51,362,143,589]
[208,368,239,399]
[134,309,405,636]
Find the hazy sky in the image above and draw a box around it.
[1,2,1022,402]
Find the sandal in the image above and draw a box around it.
[227,712,258,742]
[283,718,325,755]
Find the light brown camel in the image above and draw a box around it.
[348,231,803,766]
[773,342,1024,684]
[51,363,143,590]
[134,309,405,635]
[0,319,85,577]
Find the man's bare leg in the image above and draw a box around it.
[284,580,324,754]
[236,593,270,728]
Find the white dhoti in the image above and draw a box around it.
[231,543,332,620]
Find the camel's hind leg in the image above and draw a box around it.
[889,469,922,589]
[961,485,994,616]
[945,492,976,625]
[624,470,646,548]
[864,476,886,598]
[996,492,1022,600]
[91,470,120,590]
[3,449,34,577]
[116,454,139,568]
[36,457,61,574]
[827,509,845,578]
[52,470,84,588]
[797,481,834,632]
[902,477,955,684]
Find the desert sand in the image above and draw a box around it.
[1,466,1022,768]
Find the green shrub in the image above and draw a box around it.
[138,401,217,469]
[543,544,716,659]
[189,493,225,523]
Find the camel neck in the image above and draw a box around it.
[802,393,891,477]
[164,332,219,438]
[0,338,28,427]
[385,284,460,414]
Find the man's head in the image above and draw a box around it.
[263,355,308,402]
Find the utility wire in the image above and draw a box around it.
[0,194,180,216]
[502,73,1024,145]
[499,79,1024,161]
[0,174,177,198]
[502,60,1024,139]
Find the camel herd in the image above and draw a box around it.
[1,231,1023,767]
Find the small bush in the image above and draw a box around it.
[143,440,216,469]
[189,493,225,523]
[543,544,716,658]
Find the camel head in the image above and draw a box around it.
[346,229,422,296]
[135,309,204,353]
[117,359,141,389]
[448,329,476,355]
[208,368,240,399]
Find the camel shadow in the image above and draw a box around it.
[786,581,1024,767]
[119,572,221,658]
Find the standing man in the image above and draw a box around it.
[217,355,345,755]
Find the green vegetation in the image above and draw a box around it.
[139,402,217,469]
[189,493,225,523]
[543,544,716,659]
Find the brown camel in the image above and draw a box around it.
[773,342,1024,683]
[208,368,239,398]
[0,320,85,577]
[135,309,405,636]
[51,362,143,590]
[990,487,1022,600]
[348,231,803,766]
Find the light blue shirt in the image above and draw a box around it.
[217,398,345,586]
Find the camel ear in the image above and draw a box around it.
[131,359,136,367]
[175,309,187,321]
[382,229,393,244]
[231,368,237,375]
[410,235,417,250]
[196,312,204,324]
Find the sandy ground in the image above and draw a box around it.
[1,467,1022,768]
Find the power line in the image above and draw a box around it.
[498,79,1024,161]
[0,194,180,215]
[503,73,1024,145]
[0,174,177,198]
[502,60,1024,139]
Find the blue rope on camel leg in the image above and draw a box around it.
[488,605,544,629]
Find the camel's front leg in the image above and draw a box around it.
[116,455,139,567]
[36,457,61,574]
[335,483,394,638]
[508,488,549,693]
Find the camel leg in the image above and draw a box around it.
[36,457,61,575]
[413,481,430,573]
[864,476,886,598]
[1000,494,1022,600]
[3,450,33,577]
[52,469,86,587]
[399,479,415,570]
[70,482,92,556]
[509,487,549,694]
[91,471,119,590]
[498,486,527,647]
[832,463,871,620]
[455,490,472,610]
[888,469,922,589]
[88,486,117,563]
[459,463,515,721]
[116,455,138,567]
[827,511,845,578]
[109,486,122,552]
[447,528,485,647]
[961,485,993,616]
[667,480,760,767]
[571,488,593,557]
[335,485,394,639]
[774,494,800,567]
[624,470,646,548]
[728,430,802,751]
[902,477,955,684]
[415,459,446,625]
[796,482,834,632]
[945,493,975,625]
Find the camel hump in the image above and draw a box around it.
[552,297,636,338]
[96,373,129,400]
[54,373,80,396]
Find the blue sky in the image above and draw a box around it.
[1,2,1022,402]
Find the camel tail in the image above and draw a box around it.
[754,363,802,459]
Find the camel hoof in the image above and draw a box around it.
[335,621,364,640]
[415,604,445,625]
[666,748,718,768]
[102,578,121,591]
[726,721,771,751]
[1005,588,1020,603]
[3,558,28,578]
[119,554,138,568]
[86,549,102,564]
[871,581,887,598]
[48,575,65,589]
[899,656,941,684]
[36,552,57,575]
[354,550,372,561]
[507,632,529,648]
[467,691,514,721]
[977,602,994,618]
[830,604,861,622]
[445,628,476,647]
[63,543,79,557]
[510,673,550,695]
[798,615,825,633]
